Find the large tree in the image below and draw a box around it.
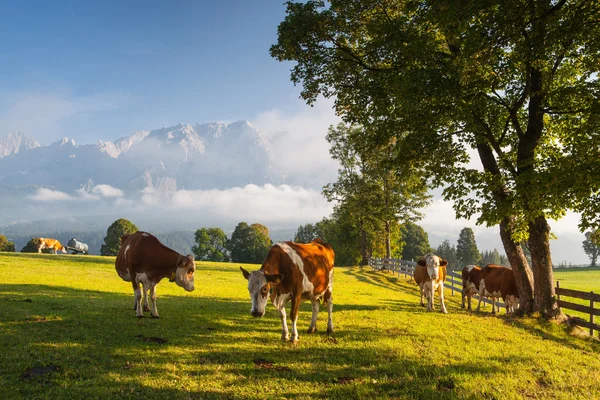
[228,222,273,264]
[456,228,482,268]
[100,218,138,256]
[192,228,230,262]
[323,123,430,263]
[583,231,600,267]
[272,0,600,318]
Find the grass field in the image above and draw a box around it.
[1,253,599,400]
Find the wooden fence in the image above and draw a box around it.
[368,257,505,309]
[556,281,600,337]
[369,258,599,337]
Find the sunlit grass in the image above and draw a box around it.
[0,252,599,399]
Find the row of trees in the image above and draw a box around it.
[271,0,600,318]
[0,235,15,252]
[192,223,272,264]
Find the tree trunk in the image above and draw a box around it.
[499,216,534,314]
[527,215,564,320]
[385,220,391,259]
[360,228,368,266]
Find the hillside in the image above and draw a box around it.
[0,253,598,399]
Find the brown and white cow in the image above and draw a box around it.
[414,254,448,313]
[461,264,486,310]
[478,264,519,315]
[240,238,335,343]
[36,237,67,254]
[115,231,195,318]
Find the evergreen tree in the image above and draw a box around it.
[100,218,138,256]
[456,228,481,268]
[21,238,43,253]
[435,240,458,271]
[192,228,229,262]
[294,223,320,243]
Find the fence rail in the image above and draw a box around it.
[368,257,505,309]
[556,281,599,337]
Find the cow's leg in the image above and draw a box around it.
[439,283,448,314]
[491,296,497,314]
[149,284,159,318]
[325,291,334,335]
[290,294,301,343]
[419,284,425,307]
[426,283,433,312]
[143,288,150,312]
[134,283,144,318]
[467,293,472,310]
[307,300,319,334]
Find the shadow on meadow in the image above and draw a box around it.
[0,282,506,399]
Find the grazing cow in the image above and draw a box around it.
[461,265,487,310]
[240,238,335,343]
[115,231,195,318]
[36,238,67,254]
[478,264,520,315]
[414,254,448,313]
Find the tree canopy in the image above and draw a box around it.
[271,0,600,318]
[229,222,273,264]
[456,228,482,268]
[0,235,15,252]
[192,228,230,262]
[583,231,600,267]
[400,222,430,262]
[100,218,138,256]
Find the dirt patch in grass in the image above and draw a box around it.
[136,334,168,344]
[21,364,60,380]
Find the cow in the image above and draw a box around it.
[36,237,67,254]
[414,253,448,313]
[115,231,195,318]
[477,264,520,315]
[240,238,335,343]
[461,264,487,310]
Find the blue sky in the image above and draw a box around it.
[0,1,307,143]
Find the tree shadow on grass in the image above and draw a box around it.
[343,267,413,293]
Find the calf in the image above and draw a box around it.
[414,254,448,313]
[240,238,335,343]
[36,237,67,254]
[461,265,486,310]
[478,264,519,315]
[115,231,195,318]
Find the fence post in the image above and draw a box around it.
[590,292,595,337]
[556,280,560,301]
[451,277,454,296]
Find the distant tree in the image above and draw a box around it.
[435,240,458,271]
[456,228,481,268]
[400,222,430,262]
[192,228,229,262]
[0,235,15,252]
[228,222,273,264]
[100,218,138,256]
[21,238,43,253]
[583,232,600,267]
[481,249,502,266]
[294,223,321,243]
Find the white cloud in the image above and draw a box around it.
[29,188,75,202]
[91,184,124,198]
[252,97,341,185]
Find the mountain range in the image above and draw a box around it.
[0,121,278,196]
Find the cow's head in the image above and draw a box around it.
[174,255,195,291]
[59,246,67,254]
[240,267,283,318]
[417,253,448,280]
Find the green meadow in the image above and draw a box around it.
[1,253,599,400]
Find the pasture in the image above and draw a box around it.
[0,253,599,400]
